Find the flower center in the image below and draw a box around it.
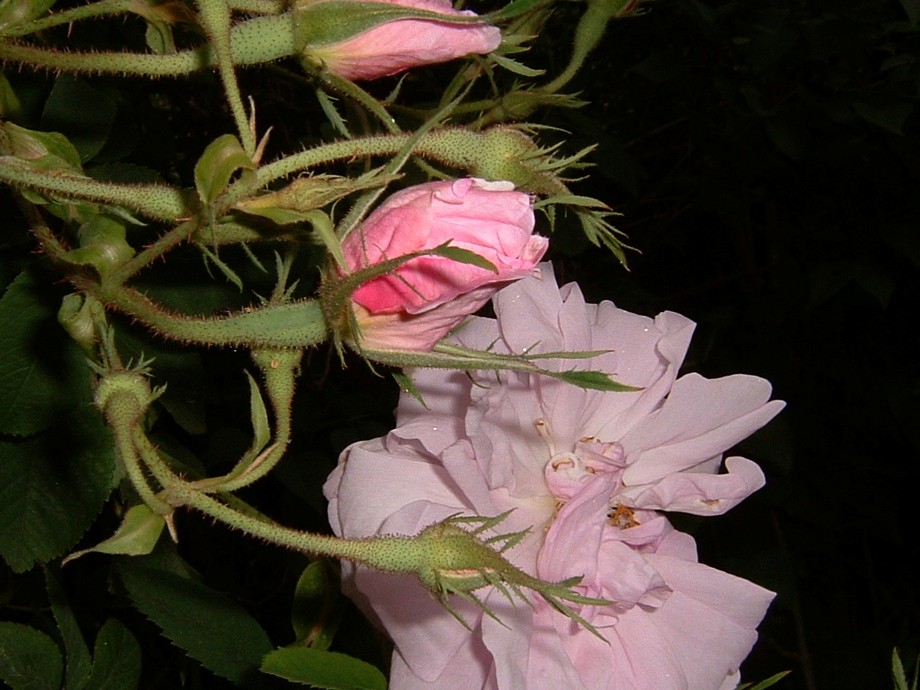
[536,418,628,503]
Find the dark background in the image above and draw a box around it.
[548,0,920,687]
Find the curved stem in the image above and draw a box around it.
[125,410,415,567]
[193,348,301,493]
[107,401,174,515]
[0,0,135,38]
[196,0,256,154]
[0,14,296,76]
[91,282,328,348]
[109,220,198,284]
[0,157,193,221]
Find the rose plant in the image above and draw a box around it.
[325,264,785,689]
[336,177,548,352]
[0,0,795,685]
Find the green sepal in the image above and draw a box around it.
[319,242,497,350]
[0,0,56,31]
[360,341,637,392]
[735,671,793,690]
[294,0,487,49]
[392,370,426,407]
[0,120,82,170]
[234,170,395,229]
[194,133,256,208]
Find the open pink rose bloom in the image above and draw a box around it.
[342,178,548,351]
[306,0,502,81]
[325,263,785,689]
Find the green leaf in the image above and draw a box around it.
[430,242,498,273]
[0,404,117,572]
[898,0,920,24]
[0,622,64,690]
[261,647,387,690]
[0,270,91,436]
[45,569,92,690]
[62,505,166,565]
[851,100,914,136]
[736,670,792,690]
[199,244,244,291]
[0,72,21,120]
[894,649,908,690]
[41,75,118,163]
[316,89,351,138]
[0,0,55,31]
[491,54,545,77]
[84,619,142,690]
[892,647,918,690]
[194,134,255,207]
[118,562,273,684]
[291,560,342,650]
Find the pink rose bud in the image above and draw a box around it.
[298,0,502,81]
[342,178,548,351]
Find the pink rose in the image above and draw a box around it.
[341,178,547,351]
[324,263,784,689]
[302,0,502,81]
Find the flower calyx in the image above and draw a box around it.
[413,513,612,639]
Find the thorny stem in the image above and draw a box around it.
[106,396,174,516]
[0,14,296,75]
[0,158,193,221]
[0,0,135,38]
[108,220,199,284]
[193,348,302,493]
[196,0,257,155]
[89,282,328,348]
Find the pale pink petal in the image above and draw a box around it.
[355,568,486,683]
[622,373,785,484]
[618,456,766,515]
[307,0,501,82]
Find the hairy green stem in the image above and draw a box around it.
[91,282,328,348]
[0,158,193,220]
[106,399,174,515]
[118,396,418,567]
[315,69,401,134]
[197,348,301,493]
[196,0,256,154]
[0,14,295,76]
[0,0,134,38]
[109,220,198,284]
[174,482,412,565]
[249,127,504,191]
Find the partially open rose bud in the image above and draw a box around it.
[296,0,501,81]
[337,178,547,352]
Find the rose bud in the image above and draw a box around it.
[338,178,547,352]
[297,0,502,81]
